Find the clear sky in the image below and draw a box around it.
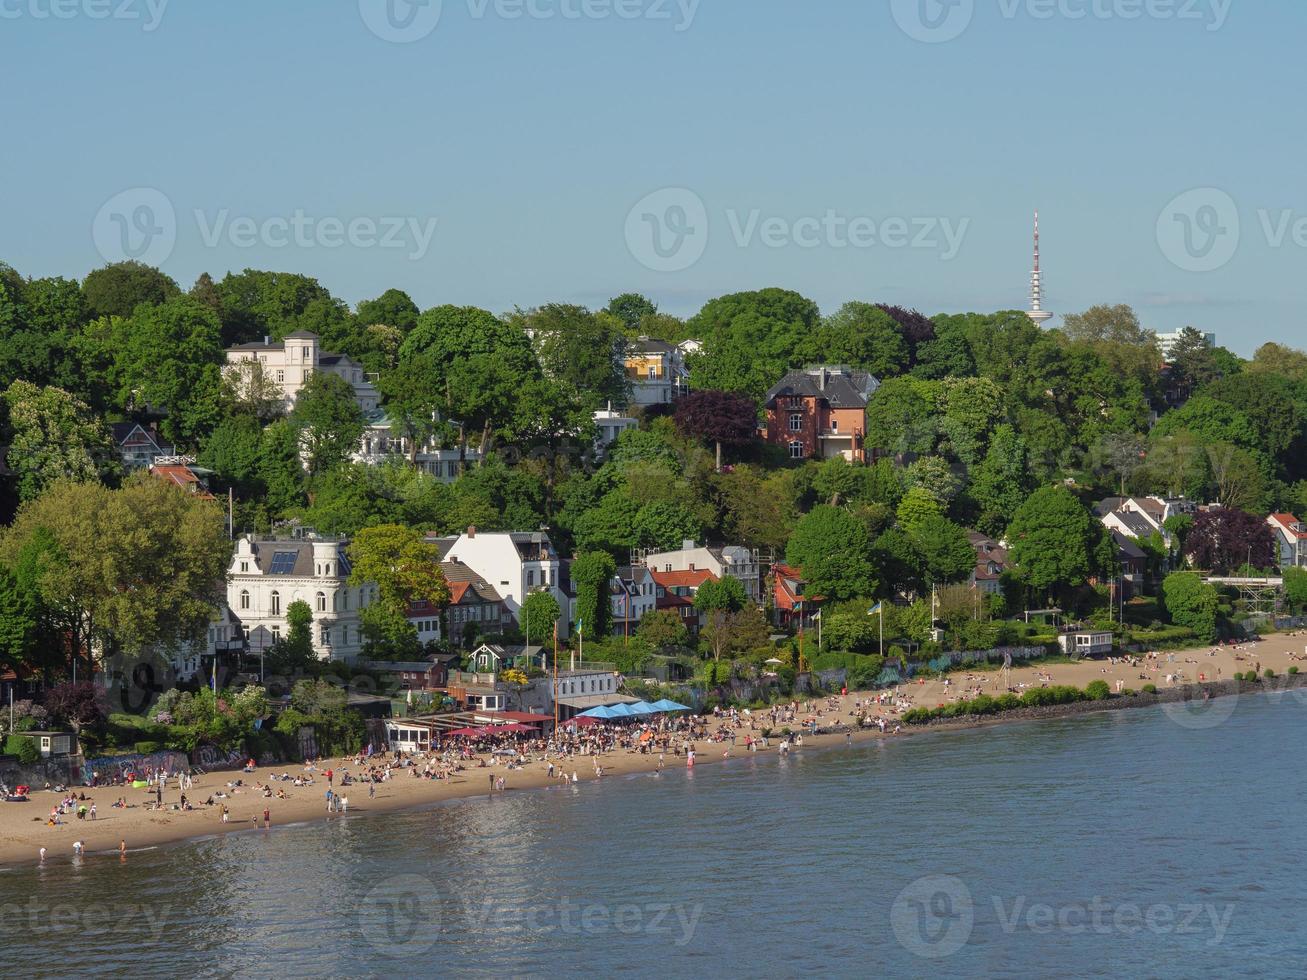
[1,0,1301,353]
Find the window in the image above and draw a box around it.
[269,591,280,615]
[276,369,285,383]
[789,413,803,432]
[647,366,658,379]
[830,419,838,433]
[789,441,804,459]
[527,570,535,588]
[321,626,331,646]
[271,625,281,641]
[240,561,248,573]
[240,590,250,611]
[316,592,327,612]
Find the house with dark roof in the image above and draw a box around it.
[967,532,1008,597]
[225,331,380,413]
[227,532,374,662]
[763,366,880,462]
[651,568,716,635]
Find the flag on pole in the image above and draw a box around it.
[812,610,821,621]
[211,658,217,695]
[868,602,882,615]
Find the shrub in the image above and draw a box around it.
[134,741,162,754]
[4,734,39,764]
[1290,667,1300,675]
[1085,680,1111,701]
[1264,668,1276,679]
[1142,684,1157,694]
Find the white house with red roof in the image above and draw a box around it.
[1267,513,1307,568]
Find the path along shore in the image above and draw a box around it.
[5,631,1306,868]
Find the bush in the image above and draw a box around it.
[4,734,39,764]
[1142,684,1157,694]
[1290,667,1300,675]
[1264,668,1276,680]
[134,741,162,754]
[1085,680,1111,701]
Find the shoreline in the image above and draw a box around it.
[5,632,1305,869]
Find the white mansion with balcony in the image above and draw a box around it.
[227,533,375,662]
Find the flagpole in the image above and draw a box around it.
[553,621,559,733]
[879,604,884,659]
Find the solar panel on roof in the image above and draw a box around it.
[268,551,298,575]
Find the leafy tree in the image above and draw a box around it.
[877,305,937,362]
[2,382,115,501]
[700,605,769,662]
[267,600,316,678]
[82,261,179,319]
[673,389,757,469]
[694,575,748,615]
[356,288,419,333]
[517,304,627,410]
[572,551,616,640]
[111,296,227,446]
[1006,486,1102,600]
[785,505,875,600]
[604,293,658,332]
[864,377,940,455]
[813,456,859,506]
[1144,432,1210,499]
[257,419,308,516]
[1204,443,1267,512]
[1250,342,1307,382]
[970,425,1034,536]
[221,357,286,422]
[910,513,976,586]
[902,456,962,506]
[1184,508,1276,573]
[0,474,230,669]
[198,415,265,498]
[637,609,689,649]
[291,371,365,477]
[347,524,450,617]
[212,269,343,347]
[633,501,701,551]
[521,590,561,644]
[0,567,39,676]
[937,377,1004,466]
[896,486,944,537]
[43,681,107,735]
[805,302,910,377]
[714,465,798,552]
[1201,371,1305,475]
[571,491,640,554]
[1284,566,1307,612]
[688,289,821,397]
[1168,326,1225,390]
[1162,571,1219,642]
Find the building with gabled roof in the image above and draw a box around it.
[111,421,173,470]
[1267,513,1307,569]
[225,330,380,413]
[763,365,879,462]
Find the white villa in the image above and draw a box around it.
[227,533,375,662]
[638,541,764,605]
[225,330,380,412]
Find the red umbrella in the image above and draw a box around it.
[482,723,538,734]
[566,716,599,728]
[446,727,486,737]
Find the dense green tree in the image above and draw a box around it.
[2,382,114,501]
[517,304,628,410]
[1006,486,1103,600]
[969,425,1034,536]
[785,505,875,600]
[356,289,419,333]
[673,389,757,469]
[572,551,616,639]
[805,302,910,377]
[910,513,976,586]
[290,372,365,478]
[633,501,701,550]
[604,293,659,332]
[1162,571,1219,642]
[521,590,562,644]
[82,261,179,319]
[348,524,450,620]
[687,289,822,397]
[864,377,940,455]
[637,609,689,649]
[212,269,343,347]
[694,575,748,615]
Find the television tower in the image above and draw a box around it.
[1027,210,1053,327]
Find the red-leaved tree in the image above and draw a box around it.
[674,390,758,470]
[1185,509,1277,574]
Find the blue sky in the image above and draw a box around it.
[1,0,1301,353]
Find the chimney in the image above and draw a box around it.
[264,335,270,345]
[467,526,476,539]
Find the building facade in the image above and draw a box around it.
[638,541,763,605]
[225,330,380,413]
[623,338,689,406]
[436,528,570,637]
[227,534,374,662]
[1267,513,1307,568]
[763,366,879,462]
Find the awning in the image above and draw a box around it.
[555,693,640,710]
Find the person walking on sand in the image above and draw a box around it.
[119,840,126,857]
[340,794,349,814]
[38,847,46,863]
[263,806,270,829]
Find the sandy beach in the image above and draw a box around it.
[5,631,1306,868]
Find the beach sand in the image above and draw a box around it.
[5,631,1305,867]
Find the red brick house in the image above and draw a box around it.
[652,569,716,635]
[763,366,879,462]
[770,563,810,628]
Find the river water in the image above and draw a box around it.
[3,692,1307,978]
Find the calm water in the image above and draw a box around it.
[4,693,1307,978]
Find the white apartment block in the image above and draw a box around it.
[227,534,375,662]
[639,541,764,605]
